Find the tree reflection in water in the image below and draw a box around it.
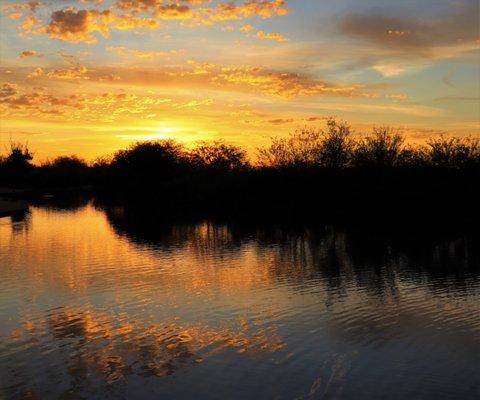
[1,201,478,400]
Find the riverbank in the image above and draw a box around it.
[0,199,29,217]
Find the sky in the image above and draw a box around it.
[0,0,479,161]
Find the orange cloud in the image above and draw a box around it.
[0,88,78,116]
[113,13,159,30]
[7,12,23,20]
[18,50,39,58]
[173,98,213,109]
[387,93,408,101]
[372,64,406,77]
[0,87,176,122]
[107,46,179,58]
[38,7,163,43]
[114,0,186,14]
[189,0,289,25]
[28,67,44,78]
[3,0,41,15]
[240,24,253,32]
[114,0,288,25]
[20,15,40,34]
[214,66,366,98]
[46,65,89,80]
[268,118,294,125]
[2,59,377,101]
[13,1,289,43]
[42,8,113,43]
[0,83,18,98]
[306,116,328,122]
[154,4,192,20]
[46,61,373,99]
[256,30,287,42]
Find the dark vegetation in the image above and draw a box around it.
[1,119,479,226]
[20,194,480,293]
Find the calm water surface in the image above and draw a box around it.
[1,202,479,399]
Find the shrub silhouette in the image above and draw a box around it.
[257,128,323,168]
[91,156,112,170]
[319,119,353,168]
[189,141,249,172]
[1,119,478,225]
[426,136,480,167]
[353,127,405,168]
[258,119,353,168]
[110,140,188,184]
[43,156,88,170]
[40,156,89,187]
[0,142,34,186]
[396,146,428,167]
[4,142,33,170]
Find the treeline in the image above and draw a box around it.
[1,119,479,225]
[257,120,479,169]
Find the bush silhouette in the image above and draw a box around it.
[257,128,323,168]
[319,119,353,168]
[40,156,89,187]
[396,146,428,167]
[257,119,353,168]
[353,127,405,168]
[426,136,480,167]
[110,140,188,185]
[189,141,249,172]
[0,142,34,186]
[1,119,478,225]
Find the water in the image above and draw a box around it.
[1,201,479,399]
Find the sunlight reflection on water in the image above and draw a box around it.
[0,202,479,399]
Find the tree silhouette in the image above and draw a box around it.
[427,136,479,167]
[189,141,248,172]
[353,127,405,168]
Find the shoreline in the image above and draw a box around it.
[0,199,29,217]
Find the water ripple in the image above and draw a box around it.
[0,205,479,399]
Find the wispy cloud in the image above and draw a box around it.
[256,31,288,42]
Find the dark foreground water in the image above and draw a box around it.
[1,202,479,400]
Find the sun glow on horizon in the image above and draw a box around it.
[115,124,213,144]
[0,0,478,161]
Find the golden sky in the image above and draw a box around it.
[0,0,479,161]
